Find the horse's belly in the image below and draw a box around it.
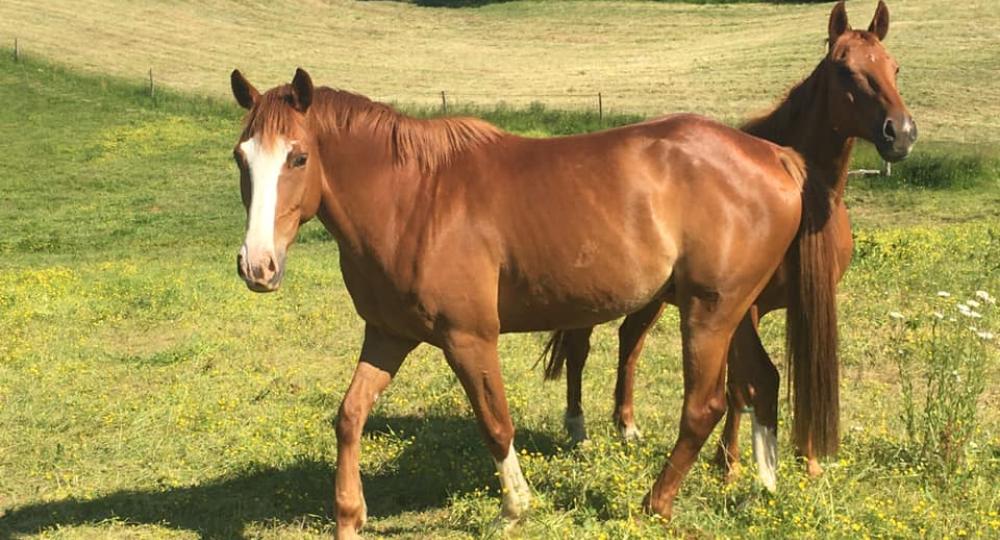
[496,251,675,333]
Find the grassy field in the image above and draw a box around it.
[1,0,999,145]
[1,5,999,540]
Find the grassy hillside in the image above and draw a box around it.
[1,49,998,540]
[1,0,998,146]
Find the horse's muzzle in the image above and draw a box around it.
[237,246,284,293]
[877,114,918,162]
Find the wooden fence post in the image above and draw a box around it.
[598,92,603,121]
[148,68,155,97]
[440,91,447,114]
[14,38,19,62]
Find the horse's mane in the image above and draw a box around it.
[245,86,503,173]
[741,60,828,146]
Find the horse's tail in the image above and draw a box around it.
[785,163,840,458]
[539,331,571,380]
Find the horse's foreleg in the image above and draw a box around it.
[335,325,417,540]
[563,327,593,444]
[643,295,736,520]
[613,301,666,441]
[444,329,530,523]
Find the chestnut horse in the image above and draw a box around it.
[543,0,917,488]
[230,69,808,536]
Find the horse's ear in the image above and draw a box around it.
[231,69,259,110]
[291,68,314,113]
[828,1,851,47]
[868,0,890,41]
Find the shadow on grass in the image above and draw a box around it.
[0,414,562,539]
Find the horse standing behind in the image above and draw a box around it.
[543,0,917,488]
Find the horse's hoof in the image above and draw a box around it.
[723,461,742,484]
[500,485,532,522]
[806,458,823,478]
[491,513,522,536]
[495,495,530,535]
[618,423,643,442]
[641,491,672,521]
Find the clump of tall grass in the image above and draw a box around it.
[888,290,996,477]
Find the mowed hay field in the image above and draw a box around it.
[1,1,999,539]
[0,0,999,143]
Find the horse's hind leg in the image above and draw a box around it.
[613,301,666,441]
[798,438,825,478]
[723,311,780,491]
[643,291,739,519]
[563,327,593,443]
[714,306,780,486]
[335,325,418,540]
[443,328,531,523]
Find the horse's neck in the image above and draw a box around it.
[314,135,441,265]
[743,61,854,201]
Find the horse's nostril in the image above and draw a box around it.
[883,119,896,142]
[266,256,277,274]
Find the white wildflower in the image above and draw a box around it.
[932,311,944,320]
[976,330,995,341]
[889,311,905,320]
[937,291,952,298]
[966,299,981,308]
[975,290,995,304]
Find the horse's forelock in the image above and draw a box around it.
[244,86,300,149]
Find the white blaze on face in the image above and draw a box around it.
[240,136,291,258]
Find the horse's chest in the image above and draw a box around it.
[339,254,434,341]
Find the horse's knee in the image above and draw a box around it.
[336,400,365,441]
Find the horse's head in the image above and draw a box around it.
[824,0,916,161]
[231,68,322,292]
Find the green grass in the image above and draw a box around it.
[1,0,999,145]
[1,53,998,540]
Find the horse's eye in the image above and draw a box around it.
[290,154,308,168]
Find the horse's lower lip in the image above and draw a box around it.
[878,146,911,163]
[244,279,280,293]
